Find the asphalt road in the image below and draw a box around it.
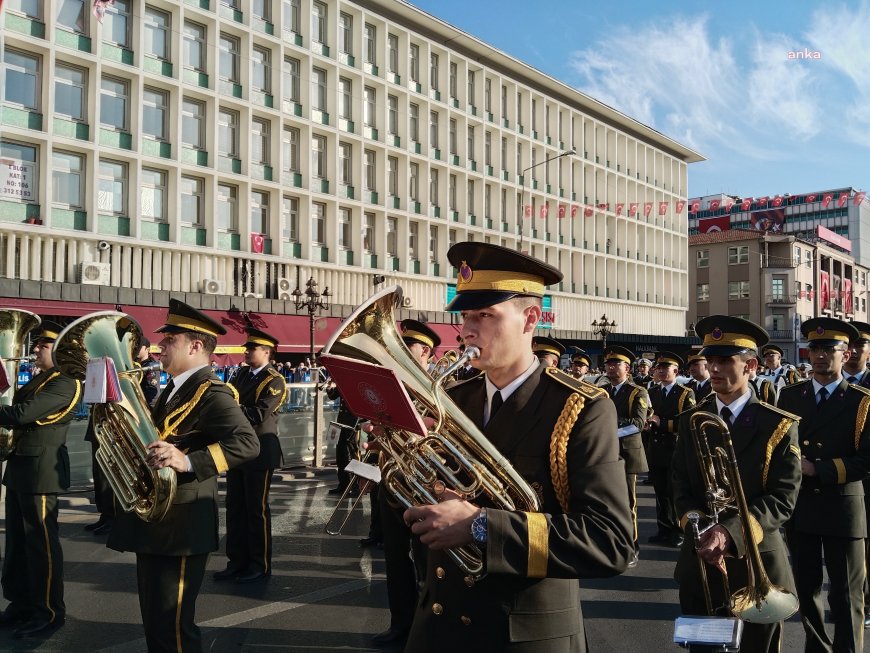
[0,471,833,652]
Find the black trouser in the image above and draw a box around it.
[136,552,208,653]
[335,427,358,490]
[224,467,274,575]
[786,526,865,653]
[2,489,64,623]
[378,489,425,632]
[90,440,116,519]
[368,484,382,542]
[649,464,678,535]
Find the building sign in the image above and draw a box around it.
[817,224,852,252]
[0,158,35,201]
[446,285,555,328]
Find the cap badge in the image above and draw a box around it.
[459,261,473,282]
[711,327,723,341]
[816,326,825,335]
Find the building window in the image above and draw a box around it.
[485,131,492,166]
[696,249,709,268]
[339,142,352,186]
[430,53,439,91]
[449,119,457,154]
[312,68,327,111]
[388,156,398,196]
[218,109,239,158]
[364,23,376,65]
[484,77,492,112]
[430,111,439,149]
[362,87,377,128]
[282,195,299,241]
[3,49,40,111]
[484,184,491,218]
[449,174,456,210]
[312,201,326,244]
[140,168,166,221]
[181,98,205,150]
[183,21,206,72]
[728,280,750,299]
[338,207,351,249]
[312,134,327,178]
[771,277,784,299]
[697,283,709,302]
[467,126,475,160]
[219,34,240,83]
[388,95,398,134]
[283,0,300,34]
[467,180,475,214]
[104,0,131,48]
[54,63,87,121]
[339,13,352,55]
[52,150,84,209]
[253,0,271,22]
[429,225,438,262]
[449,62,457,99]
[144,6,171,61]
[409,163,419,202]
[180,175,203,225]
[409,221,419,259]
[728,245,749,264]
[363,212,375,253]
[97,159,127,215]
[0,141,38,203]
[448,228,457,250]
[364,149,376,191]
[312,2,327,44]
[56,0,87,33]
[282,126,300,173]
[467,70,476,105]
[409,43,420,82]
[251,190,269,234]
[252,47,272,94]
[409,103,419,142]
[429,169,438,204]
[283,57,300,103]
[388,34,398,74]
[100,76,129,131]
[339,77,352,120]
[387,217,398,256]
[805,251,812,268]
[501,84,507,117]
[142,87,168,141]
[216,184,238,231]
[6,0,41,17]
[252,118,270,165]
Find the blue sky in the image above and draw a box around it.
[410,0,870,199]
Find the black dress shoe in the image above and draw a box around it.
[359,536,381,548]
[13,617,63,638]
[0,610,29,628]
[371,627,409,646]
[84,516,108,532]
[328,486,345,495]
[92,520,113,535]
[235,570,269,584]
[213,566,242,581]
[627,552,639,568]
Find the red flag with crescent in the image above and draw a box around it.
[251,233,265,254]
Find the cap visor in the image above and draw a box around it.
[700,345,755,357]
[446,290,520,312]
[808,339,846,347]
[155,324,188,334]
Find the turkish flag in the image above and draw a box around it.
[757,196,769,207]
[772,196,784,207]
[690,200,701,212]
[629,203,639,216]
[806,194,817,203]
[724,199,735,211]
[598,203,608,211]
[709,199,721,211]
[251,233,265,254]
[570,205,579,218]
[820,270,830,309]
[524,204,532,217]
[584,206,594,217]
[539,204,548,218]
[616,203,625,216]
[740,198,753,210]
[643,203,652,217]
[699,215,731,233]
[659,202,668,216]
[822,193,834,207]
[855,192,867,205]
[838,192,849,207]
[558,204,566,218]
[845,278,853,314]
[675,200,686,213]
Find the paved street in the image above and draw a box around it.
[0,471,822,652]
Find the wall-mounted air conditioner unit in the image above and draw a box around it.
[79,262,111,286]
[202,279,225,295]
[277,277,293,300]
[402,296,413,307]
[243,292,264,299]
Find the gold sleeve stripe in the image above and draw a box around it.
[255,376,282,402]
[789,444,801,457]
[678,391,688,413]
[748,514,764,545]
[833,457,847,485]
[763,418,792,490]
[525,512,549,578]
[207,442,230,474]
[855,395,870,451]
[628,387,639,412]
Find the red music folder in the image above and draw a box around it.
[319,354,427,438]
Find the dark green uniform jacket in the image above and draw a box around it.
[685,378,713,401]
[647,383,696,468]
[405,365,633,653]
[228,364,285,469]
[749,376,777,404]
[108,366,259,555]
[606,379,650,474]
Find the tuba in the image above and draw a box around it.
[53,312,176,522]
[687,411,798,623]
[0,309,41,460]
[322,285,540,577]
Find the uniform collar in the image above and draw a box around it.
[715,388,752,421]
[167,364,209,401]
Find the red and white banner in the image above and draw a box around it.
[820,271,830,310]
[251,233,264,254]
[817,225,852,252]
[698,215,731,233]
[844,278,853,314]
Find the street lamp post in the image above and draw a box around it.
[591,313,618,355]
[292,276,331,467]
[519,147,576,252]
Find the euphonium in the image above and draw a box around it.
[687,411,798,624]
[431,349,459,379]
[322,285,540,577]
[0,309,41,460]
[53,312,176,522]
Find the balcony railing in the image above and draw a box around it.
[768,330,795,340]
[766,294,797,304]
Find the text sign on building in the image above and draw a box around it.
[446,285,555,328]
[0,158,35,202]
[817,225,852,252]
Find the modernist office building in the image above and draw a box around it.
[0,0,701,355]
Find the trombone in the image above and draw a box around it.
[325,446,378,536]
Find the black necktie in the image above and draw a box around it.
[720,406,732,425]
[817,387,829,408]
[609,385,617,398]
[489,391,503,421]
[848,376,858,384]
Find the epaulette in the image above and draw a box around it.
[696,393,717,409]
[266,367,282,379]
[783,378,812,390]
[756,402,800,422]
[848,383,870,396]
[544,367,607,400]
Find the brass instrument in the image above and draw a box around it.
[53,312,176,522]
[0,309,41,460]
[431,349,458,379]
[324,446,377,536]
[322,286,541,577]
[688,411,798,623]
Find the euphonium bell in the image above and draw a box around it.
[53,312,176,522]
[0,309,41,460]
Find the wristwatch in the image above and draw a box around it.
[470,508,488,544]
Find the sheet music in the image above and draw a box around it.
[83,357,108,404]
[617,425,640,438]
[344,459,382,484]
[673,616,741,646]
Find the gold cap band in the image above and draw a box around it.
[456,268,545,295]
[40,330,59,340]
[402,329,434,348]
[534,345,562,357]
[656,357,681,366]
[246,336,276,347]
[165,314,220,337]
[605,353,631,364]
[808,329,850,343]
[703,333,757,349]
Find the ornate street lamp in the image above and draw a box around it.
[519,147,576,252]
[591,314,618,352]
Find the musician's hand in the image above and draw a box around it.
[697,525,732,572]
[800,456,817,477]
[146,441,187,473]
[404,499,478,549]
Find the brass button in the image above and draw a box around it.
[432,603,443,615]
[464,575,475,587]
[460,615,472,626]
[814,489,821,494]
[436,567,446,579]
[816,443,823,448]
[802,440,810,446]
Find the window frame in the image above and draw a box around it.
[3,48,41,111]
[99,75,130,131]
[216,183,238,232]
[140,167,167,222]
[183,21,207,72]
[144,5,171,62]
[97,158,128,216]
[54,62,87,122]
[52,149,84,209]
[180,175,204,225]
[142,87,169,141]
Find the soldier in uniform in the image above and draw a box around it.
[107,300,259,652]
[762,344,799,389]
[777,317,870,653]
[215,328,286,584]
[401,242,633,652]
[633,357,654,387]
[748,356,777,404]
[569,350,591,379]
[532,336,565,369]
[684,353,712,401]
[672,316,800,653]
[601,345,650,568]
[0,320,81,637]
[646,352,696,547]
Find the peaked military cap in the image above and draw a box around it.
[604,345,635,365]
[696,315,769,357]
[244,327,278,349]
[445,242,562,311]
[636,357,653,367]
[34,319,63,343]
[400,319,441,349]
[155,299,226,337]
[687,353,707,364]
[532,336,565,358]
[570,350,591,367]
[801,317,858,347]
[761,343,784,357]
[654,351,684,368]
[849,321,870,344]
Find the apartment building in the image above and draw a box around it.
[0,0,702,354]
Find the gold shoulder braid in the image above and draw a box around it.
[36,374,83,426]
[159,380,212,439]
[225,382,240,403]
[854,393,870,451]
[763,417,793,490]
[549,393,586,513]
[628,387,640,412]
